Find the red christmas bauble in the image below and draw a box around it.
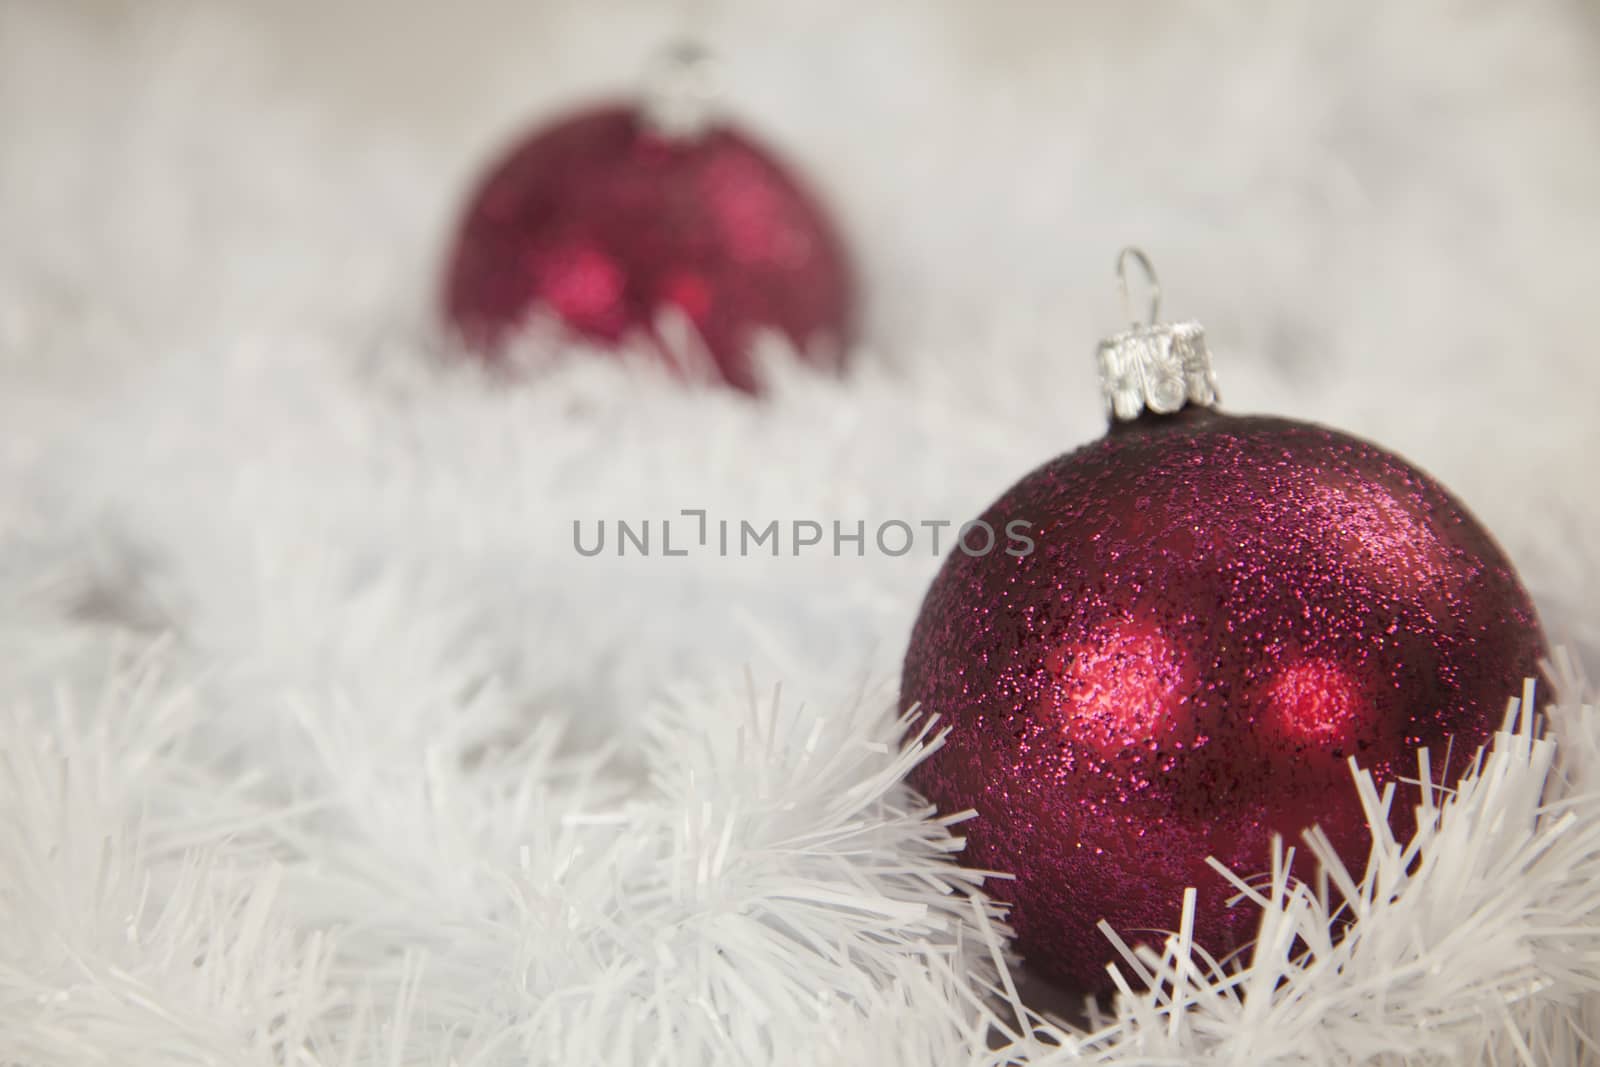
[443,104,856,393]
[902,404,1545,993]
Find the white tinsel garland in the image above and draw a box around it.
[4,630,1597,1064]
[3,2,1600,1064]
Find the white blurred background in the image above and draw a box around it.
[2,0,1598,707]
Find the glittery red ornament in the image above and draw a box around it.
[901,256,1545,993]
[443,103,855,393]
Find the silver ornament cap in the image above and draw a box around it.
[641,40,720,140]
[1097,248,1220,422]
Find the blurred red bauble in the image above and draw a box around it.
[442,103,856,393]
[901,259,1546,993]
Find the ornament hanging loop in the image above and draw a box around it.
[1116,246,1161,327]
[1097,247,1219,422]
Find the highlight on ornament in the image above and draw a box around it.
[900,248,1547,994]
[442,41,857,393]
